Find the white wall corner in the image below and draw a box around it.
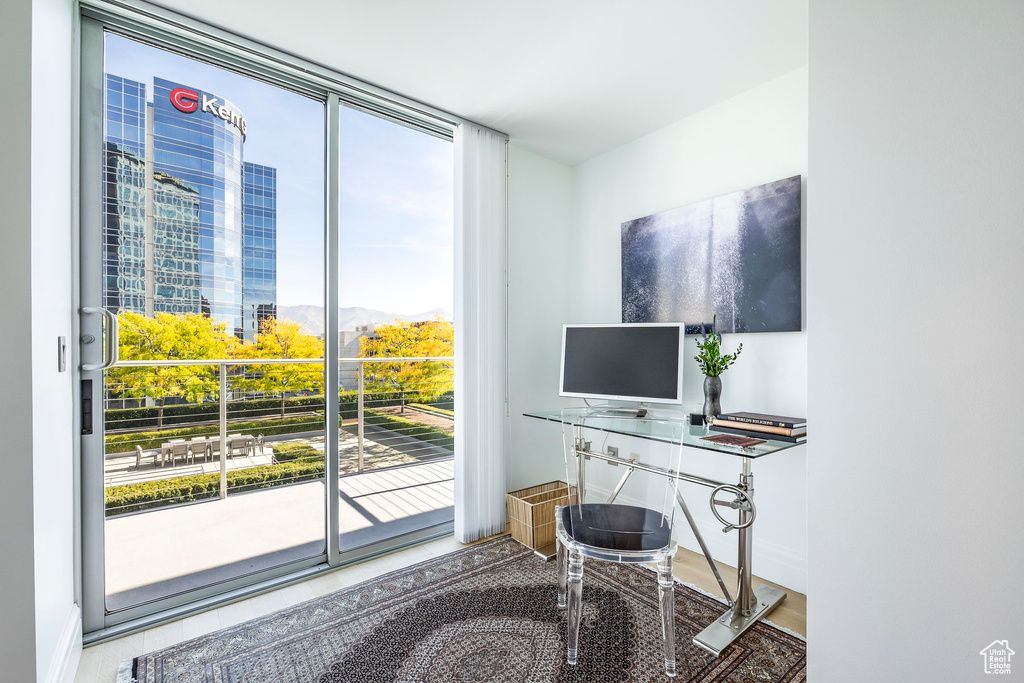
[564,70,808,598]
[45,604,82,683]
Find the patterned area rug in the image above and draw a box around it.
[119,536,805,682]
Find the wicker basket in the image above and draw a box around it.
[506,481,578,550]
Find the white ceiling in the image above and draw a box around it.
[154,0,808,166]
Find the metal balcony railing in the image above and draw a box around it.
[101,356,454,516]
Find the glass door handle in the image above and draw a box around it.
[81,306,119,371]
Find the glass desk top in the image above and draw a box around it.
[524,408,804,459]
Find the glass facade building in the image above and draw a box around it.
[102,74,276,339]
[242,162,277,339]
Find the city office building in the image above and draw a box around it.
[102,74,276,340]
[242,161,278,338]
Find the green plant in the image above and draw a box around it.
[271,442,322,462]
[103,414,325,454]
[694,315,743,377]
[104,459,326,515]
[105,394,326,431]
[407,403,455,417]
[361,409,454,452]
[105,404,455,455]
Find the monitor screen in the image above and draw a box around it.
[560,324,683,404]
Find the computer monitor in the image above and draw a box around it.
[559,323,684,404]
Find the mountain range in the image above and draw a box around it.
[277,305,452,336]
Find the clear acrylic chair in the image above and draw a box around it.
[555,408,686,678]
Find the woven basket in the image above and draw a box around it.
[506,481,578,550]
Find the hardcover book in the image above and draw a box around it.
[715,412,806,429]
[710,424,806,444]
[712,419,806,437]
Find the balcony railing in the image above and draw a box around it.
[102,356,454,516]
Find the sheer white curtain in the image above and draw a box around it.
[453,123,508,543]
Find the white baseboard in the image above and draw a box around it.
[45,604,82,683]
[586,485,807,594]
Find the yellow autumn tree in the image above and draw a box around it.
[233,318,325,417]
[110,311,239,427]
[359,317,453,410]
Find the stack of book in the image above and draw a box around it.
[710,412,807,444]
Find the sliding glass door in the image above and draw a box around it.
[335,106,455,553]
[79,16,457,636]
[81,26,328,631]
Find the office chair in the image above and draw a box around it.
[555,409,685,677]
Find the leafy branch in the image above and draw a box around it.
[694,315,743,377]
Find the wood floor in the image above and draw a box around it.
[75,534,806,682]
[672,546,806,637]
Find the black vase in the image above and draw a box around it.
[703,375,722,423]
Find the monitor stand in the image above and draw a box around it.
[582,401,647,418]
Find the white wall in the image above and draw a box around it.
[0,0,80,680]
[507,146,573,491]
[0,0,42,679]
[31,0,80,680]
[808,2,1024,681]
[560,68,809,592]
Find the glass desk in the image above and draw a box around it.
[525,408,804,657]
[525,408,803,459]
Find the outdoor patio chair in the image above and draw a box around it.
[134,444,159,469]
[189,437,209,463]
[254,434,265,456]
[208,437,222,461]
[228,437,250,458]
[166,441,189,467]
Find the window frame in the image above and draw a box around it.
[77,0,504,643]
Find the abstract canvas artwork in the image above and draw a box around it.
[621,175,802,334]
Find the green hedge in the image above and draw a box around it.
[105,390,449,431]
[271,442,322,463]
[425,393,454,410]
[407,403,455,417]
[105,395,326,431]
[339,391,447,419]
[104,415,323,454]
[363,410,454,452]
[105,459,326,515]
[104,409,452,516]
[107,408,455,455]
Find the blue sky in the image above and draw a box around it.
[105,34,453,314]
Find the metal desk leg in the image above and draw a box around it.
[675,489,734,606]
[693,458,787,657]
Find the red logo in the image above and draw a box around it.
[169,88,199,113]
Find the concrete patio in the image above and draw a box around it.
[104,458,454,611]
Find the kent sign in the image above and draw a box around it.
[169,87,247,140]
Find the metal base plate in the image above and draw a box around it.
[533,542,558,561]
[692,584,786,657]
